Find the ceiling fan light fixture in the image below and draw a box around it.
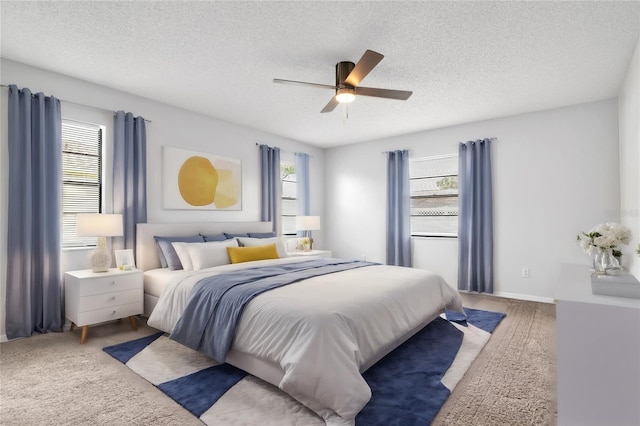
[335,88,355,103]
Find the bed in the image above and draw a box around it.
[137,222,463,426]
[137,221,275,317]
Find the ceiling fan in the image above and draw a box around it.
[273,50,413,113]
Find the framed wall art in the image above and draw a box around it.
[162,146,242,210]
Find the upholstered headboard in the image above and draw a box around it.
[136,222,272,271]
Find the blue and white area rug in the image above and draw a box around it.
[104,307,505,425]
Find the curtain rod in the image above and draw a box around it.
[1,84,151,123]
[255,143,314,158]
[381,137,497,154]
[382,149,411,155]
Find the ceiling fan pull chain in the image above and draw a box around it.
[342,103,350,123]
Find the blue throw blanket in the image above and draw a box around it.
[170,258,376,362]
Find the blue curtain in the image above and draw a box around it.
[112,111,147,253]
[386,150,412,266]
[259,144,281,234]
[295,152,310,237]
[458,139,493,293]
[6,85,63,339]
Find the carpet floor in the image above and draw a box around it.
[0,293,556,425]
[102,308,505,425]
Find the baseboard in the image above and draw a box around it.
[1,323,73,343]
[0,293,552,343]
[494,292,555,304]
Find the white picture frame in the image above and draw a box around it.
[114,249,136,269]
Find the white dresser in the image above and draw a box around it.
[555,264,640,425]
[65,268,143,344]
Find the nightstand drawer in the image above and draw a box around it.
[78,273,141,296]
[79,289,142,312]
[75,302,142,326]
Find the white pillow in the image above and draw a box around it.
[186,239,239,271]
[171,242,196,271]
[237,237,288,258]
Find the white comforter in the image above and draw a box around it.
[148,256,462,425]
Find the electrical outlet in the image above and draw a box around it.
[522,268,530,278]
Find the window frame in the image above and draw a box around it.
[61,118,106,248]
[409,153,459,238]
[280,160,298,236]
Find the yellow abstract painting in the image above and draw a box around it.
[163,146,241,210]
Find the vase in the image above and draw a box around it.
[594,249,620,275]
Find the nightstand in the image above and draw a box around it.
[287,249,332,258]
[65,268,143,344]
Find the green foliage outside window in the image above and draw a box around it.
[436,176,457,190]
[281,163,295,180]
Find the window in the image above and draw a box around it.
[281,162,297,235]
[409,154,458,237]
[62,120,104,247]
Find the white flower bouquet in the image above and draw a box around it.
[577,222,632,258]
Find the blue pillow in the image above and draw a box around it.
[201,233,227,242]
[247,232,277,238]
[224,232,249,239]
[154,235,204,269]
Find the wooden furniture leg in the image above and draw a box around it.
[129,316,138,331]
[80,326,89,344]
[70,322,76,332]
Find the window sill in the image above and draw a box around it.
[411,235,457,239]
[63,246,95,252]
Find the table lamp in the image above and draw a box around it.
[76,213,123,272]
[295,216,321,251]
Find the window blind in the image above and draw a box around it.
[409,154,458,236]
[62,120,103,247]
[281,162,297,235]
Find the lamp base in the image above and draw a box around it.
[303,237,314,252]
[90,237,112,273]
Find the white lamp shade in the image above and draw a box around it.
[295,215,321,231]
[76,213,123,237]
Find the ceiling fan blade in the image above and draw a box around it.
[321,97,340,113]
[273,79,336,90]
[356,86,413,100]
[344,50,384,87]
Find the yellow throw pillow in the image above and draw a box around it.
[227,243,280,264]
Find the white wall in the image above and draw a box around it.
[0,64,7,341]
[0,59,325,339]
[618,39,640,279]
[1,55,635,339]
[325,99,621,301]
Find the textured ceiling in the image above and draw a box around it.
[1,1,639,148]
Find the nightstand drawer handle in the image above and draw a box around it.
[110,296,116,301]
[112,310,117,315]
[110,281,116,285]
